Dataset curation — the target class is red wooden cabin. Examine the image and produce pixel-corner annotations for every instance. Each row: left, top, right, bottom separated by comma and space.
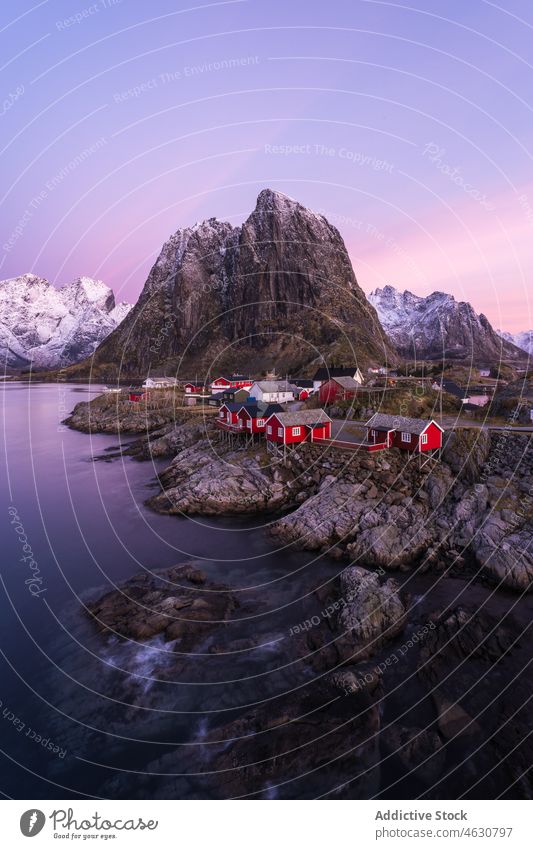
365, 413, 444, 453
238, 403, 284, 434
129, 390, 148, 403
218, 402, 259, 431
265, 410, 332, 445
211, 374, 254, 392
218, 403, 240, 427
319, 376, 360, 404
184, 382, 205, 394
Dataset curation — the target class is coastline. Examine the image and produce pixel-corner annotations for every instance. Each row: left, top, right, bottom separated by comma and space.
54, 386, 533, 798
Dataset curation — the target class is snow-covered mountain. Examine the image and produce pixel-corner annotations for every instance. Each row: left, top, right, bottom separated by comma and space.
497, 329, 533, 357
368, 284, 524, 363
0, 273, 133, 369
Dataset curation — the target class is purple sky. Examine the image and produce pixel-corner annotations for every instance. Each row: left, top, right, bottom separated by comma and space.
1, 0, 532, 331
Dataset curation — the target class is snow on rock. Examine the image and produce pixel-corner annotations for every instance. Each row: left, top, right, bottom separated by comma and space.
497, 329, 533, 356
369, 284, 524, 362
0, 273, 133, 369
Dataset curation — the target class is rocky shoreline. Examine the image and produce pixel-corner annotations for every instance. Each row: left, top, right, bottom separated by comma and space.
85, 559, 532, 799
65, 395, 533, 593
65, 392, 533, 797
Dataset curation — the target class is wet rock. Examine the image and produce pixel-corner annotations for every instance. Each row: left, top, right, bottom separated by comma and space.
333, 567, 408, 663
382, 725, 446, 784
86, 562, 238, 652
432, 691, 480, 739
417, 606, 533, 797
139, 671, 383, 799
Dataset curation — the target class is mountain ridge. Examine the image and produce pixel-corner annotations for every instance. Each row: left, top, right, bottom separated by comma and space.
0, 273, 132, 369
497, 328, 533, 357
369, 284, 525, 363
63, 189, 396, 379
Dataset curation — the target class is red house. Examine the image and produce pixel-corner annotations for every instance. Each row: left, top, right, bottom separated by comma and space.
238, 403, 284, 434
319, 376, 361, 404
217, 402, 260, 430
265, 410, 332, 445
211, 374, 253, 392
218, 403, 241, 428
129, 390, 148, 403
290, 379, 315, 401
365, 413, 444, 453
184, 381, 206, 394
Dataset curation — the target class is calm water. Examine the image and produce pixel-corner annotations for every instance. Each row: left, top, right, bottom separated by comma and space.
0, 381, 343, 799
2, 382, 531, 800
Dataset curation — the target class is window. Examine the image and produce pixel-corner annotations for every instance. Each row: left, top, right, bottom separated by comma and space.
421, 433, 428, 445
292, 427, 301, 436
401, 432, 411, 443
256, 419, 264, 427
267, 425, 272, 435
278, 427, 283, 437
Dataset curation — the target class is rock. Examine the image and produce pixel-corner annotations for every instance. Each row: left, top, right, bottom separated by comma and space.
149, 441, 310, 516
333, 566, 407, 663
383, 725, 446, 784
442, 429, 491, 482
432, 691, 480, 739
139, 669, 383, 799
326, 664, 383, 696
65, 189, 394, 379
473, 518, 533, 591
64, 391, 187, 434
86, 562, 238, 651
416, 606, 533, 795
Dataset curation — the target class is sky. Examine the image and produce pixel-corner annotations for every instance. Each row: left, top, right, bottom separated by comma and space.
1, 0, 532, 331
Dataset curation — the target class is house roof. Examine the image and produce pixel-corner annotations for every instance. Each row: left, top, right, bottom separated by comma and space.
290, 378, 314, 388
366, 413, 444, 435
211, 386, 249, 397
440, 379, 469, 399
239, 402, 284, 418
313, 366, 360, 381
212, 374, 251, 382
331, 376, 361, 390
252, 380, 298, 393
147, 375, 177, 382
222, 401, 258, 413
268, 409, 332, 427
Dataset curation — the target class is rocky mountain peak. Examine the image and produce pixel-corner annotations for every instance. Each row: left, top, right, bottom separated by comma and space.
0, 273, 132, 369
369, 284, 524, 362
497, 328, 533, 356
69, 190, 395, 378
61, 276, 115, 312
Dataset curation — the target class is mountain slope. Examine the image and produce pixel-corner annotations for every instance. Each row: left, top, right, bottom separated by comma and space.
497, 329, 533, 357
369, 284, 525, 363
0, 273, 132, 369
66, 189, 395, 379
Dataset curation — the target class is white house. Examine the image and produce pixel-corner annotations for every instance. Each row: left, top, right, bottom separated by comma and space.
142, 376, 178, 389
249, 380, 298, 403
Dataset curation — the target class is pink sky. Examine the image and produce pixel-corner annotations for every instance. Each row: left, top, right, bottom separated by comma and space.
1, 0, 533, 333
